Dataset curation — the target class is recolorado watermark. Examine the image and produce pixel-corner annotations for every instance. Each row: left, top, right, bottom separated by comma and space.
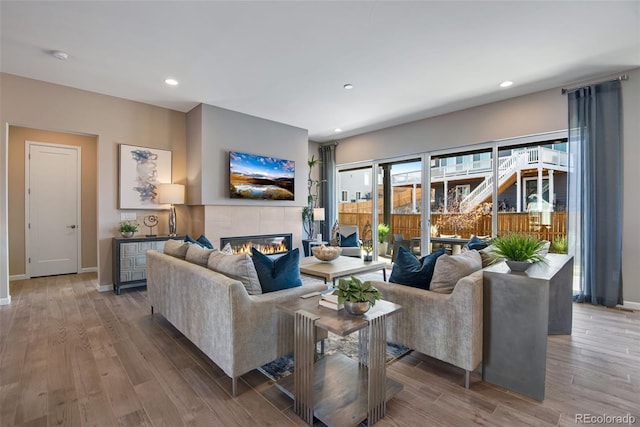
575, 413, 637, 424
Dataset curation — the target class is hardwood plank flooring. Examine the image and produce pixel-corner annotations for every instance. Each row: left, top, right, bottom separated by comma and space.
1, 272, 639, 426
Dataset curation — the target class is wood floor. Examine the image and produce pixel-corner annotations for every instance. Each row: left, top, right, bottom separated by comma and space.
1, 272, 639, 427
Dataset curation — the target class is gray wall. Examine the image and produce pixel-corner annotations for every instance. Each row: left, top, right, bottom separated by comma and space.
334, 68, 640, 306
187, 103, 308, 207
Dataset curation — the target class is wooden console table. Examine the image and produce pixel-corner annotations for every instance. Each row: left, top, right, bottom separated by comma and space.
277, 297, 403, 426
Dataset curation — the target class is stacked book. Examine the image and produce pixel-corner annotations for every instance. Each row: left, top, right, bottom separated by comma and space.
318, 289, 343, 311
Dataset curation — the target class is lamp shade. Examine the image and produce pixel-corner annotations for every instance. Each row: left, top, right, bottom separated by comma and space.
158, 183, 185, 205
313, 207, 325, 221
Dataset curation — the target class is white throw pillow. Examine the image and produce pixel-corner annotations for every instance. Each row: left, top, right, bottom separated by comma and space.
430, 250, 482, 292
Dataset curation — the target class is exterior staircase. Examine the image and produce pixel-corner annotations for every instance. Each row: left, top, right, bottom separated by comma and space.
459, 151, 528, 212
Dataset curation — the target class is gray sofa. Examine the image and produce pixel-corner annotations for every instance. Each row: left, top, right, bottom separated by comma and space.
370, 269, 483, 388
146, 250, 327, 396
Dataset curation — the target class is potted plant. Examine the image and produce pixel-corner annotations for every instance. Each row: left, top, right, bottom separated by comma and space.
332, 276, 382, 315
549, 235, 567, 254
361, 222, 373, 261
489, 233, 547, 272
302, 155, 324, 241
378, 223, 390, 256
118, 221, 139, 238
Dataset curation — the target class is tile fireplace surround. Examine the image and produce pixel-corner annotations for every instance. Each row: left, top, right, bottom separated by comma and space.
197, 205, 304, 254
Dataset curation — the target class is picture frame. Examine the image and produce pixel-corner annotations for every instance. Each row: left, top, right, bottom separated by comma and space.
118, 144, 172, 209
229, 151, 295, 200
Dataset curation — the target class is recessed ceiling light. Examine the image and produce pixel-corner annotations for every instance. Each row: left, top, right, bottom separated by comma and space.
51, 50, 68, 60
165, 78, 179, 86
500, 81, 513, 88
343, 83, 353, 90
334, 128, 343, 133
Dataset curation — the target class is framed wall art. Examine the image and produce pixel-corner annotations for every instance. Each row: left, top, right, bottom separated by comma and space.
119, 144, 172, 209
229, 151, 295, 200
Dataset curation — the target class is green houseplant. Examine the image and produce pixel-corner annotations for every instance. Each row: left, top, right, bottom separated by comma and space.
118, 221, 139, 238
549, 236, 568, 254
302, 155, 324, 240
378, 223, 390, 256
489, 233, 547, 272
332, 276, 382, 315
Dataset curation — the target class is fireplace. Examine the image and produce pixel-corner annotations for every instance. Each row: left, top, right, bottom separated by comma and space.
220, 233, 293, 256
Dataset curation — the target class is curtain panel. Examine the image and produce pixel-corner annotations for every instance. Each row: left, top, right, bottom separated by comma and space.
567, 80, 623, 306
319, 143, 337, 240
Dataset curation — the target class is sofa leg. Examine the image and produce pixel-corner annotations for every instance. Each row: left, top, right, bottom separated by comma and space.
232, 377, 238, 397
465, 370, 470, 389
151, 305, 154, 315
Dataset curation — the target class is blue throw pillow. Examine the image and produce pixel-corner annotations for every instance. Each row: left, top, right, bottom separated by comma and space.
196, 234, 214, 249
340, 232, 358, 247
389, 246, 446, 289
466, 235, 489, 251
185, 234, 200, 246
251, 248, 302, 293
185, 234, 214, 249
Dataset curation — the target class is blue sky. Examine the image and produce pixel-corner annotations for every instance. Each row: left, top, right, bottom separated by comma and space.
230, 151, 295, 179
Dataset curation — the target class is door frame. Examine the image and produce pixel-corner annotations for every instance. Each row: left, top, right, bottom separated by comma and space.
24, 141, 82, 279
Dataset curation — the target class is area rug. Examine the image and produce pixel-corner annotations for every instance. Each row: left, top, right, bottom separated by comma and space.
259, 332, 410, 381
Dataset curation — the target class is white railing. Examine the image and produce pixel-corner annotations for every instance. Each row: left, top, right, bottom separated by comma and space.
389, 146, 568, 200
459, 151, 527, 212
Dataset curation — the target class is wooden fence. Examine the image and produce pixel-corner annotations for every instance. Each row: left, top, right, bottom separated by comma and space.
337, 211, 567, 242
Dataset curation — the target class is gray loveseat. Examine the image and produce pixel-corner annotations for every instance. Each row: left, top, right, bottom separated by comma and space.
146, 250, 327, 396
370, 269, 483, 388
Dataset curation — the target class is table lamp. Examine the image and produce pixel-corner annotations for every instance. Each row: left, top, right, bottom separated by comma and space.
158, 183, 185, 236
313, 207, 325, 241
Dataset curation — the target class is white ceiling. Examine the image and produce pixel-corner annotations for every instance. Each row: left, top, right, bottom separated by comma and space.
2, 1, 639, 142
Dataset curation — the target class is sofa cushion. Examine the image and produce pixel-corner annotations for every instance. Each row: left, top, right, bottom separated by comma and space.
163, 239, 190, 259
185, 244, 215, 266
389, 246, 446, 289
251, 248, 302, 293
207, 251, 262, 295
430, 250, 482, 292
340, 232, 358, 247
186, 234, 214, 249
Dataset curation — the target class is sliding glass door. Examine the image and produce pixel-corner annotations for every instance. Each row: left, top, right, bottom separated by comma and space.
378, 159, 423, 259
429, 149, 493, 253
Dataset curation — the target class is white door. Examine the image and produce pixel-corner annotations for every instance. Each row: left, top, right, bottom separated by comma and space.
26, 142, 80, 278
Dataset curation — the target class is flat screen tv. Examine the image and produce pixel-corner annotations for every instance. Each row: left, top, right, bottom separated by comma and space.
229, 151, 295, 200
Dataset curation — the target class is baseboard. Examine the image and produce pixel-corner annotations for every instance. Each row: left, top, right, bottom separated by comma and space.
80, 267, 97, 274
0, 296, 11, 305
98, 284, 112, 293
619, 301, 640, 311
9, 274, 26, 281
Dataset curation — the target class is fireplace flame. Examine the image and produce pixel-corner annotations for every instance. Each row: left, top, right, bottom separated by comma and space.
232, 241, 288, 255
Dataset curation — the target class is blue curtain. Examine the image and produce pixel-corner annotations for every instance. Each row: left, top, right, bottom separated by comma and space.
319, 143, 337, 240
567, 80, 623, 306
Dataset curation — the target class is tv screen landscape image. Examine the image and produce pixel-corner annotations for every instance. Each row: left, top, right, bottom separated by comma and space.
229, 151, 295, 200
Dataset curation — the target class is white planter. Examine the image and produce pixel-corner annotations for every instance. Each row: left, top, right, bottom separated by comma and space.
378, 242, 388, 256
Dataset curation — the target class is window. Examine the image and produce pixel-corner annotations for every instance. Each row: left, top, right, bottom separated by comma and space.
341, 191, 348, 202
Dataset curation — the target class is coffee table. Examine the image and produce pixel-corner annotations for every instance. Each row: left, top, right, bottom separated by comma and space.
276, 296, 403, 426
300, 256, 388, 286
